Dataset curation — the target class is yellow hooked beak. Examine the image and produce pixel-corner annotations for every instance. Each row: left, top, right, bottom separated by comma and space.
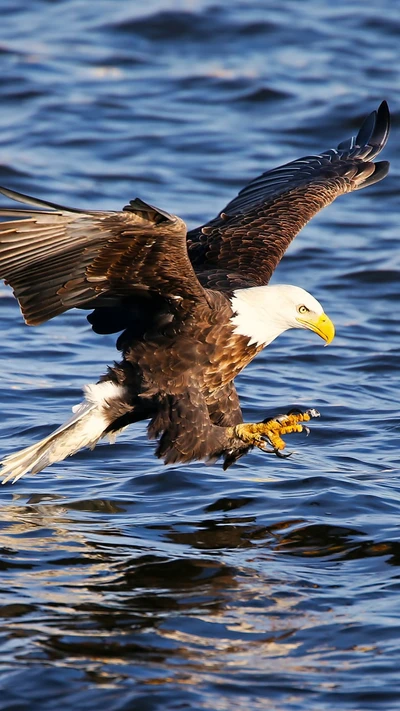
297, 312, 335, 345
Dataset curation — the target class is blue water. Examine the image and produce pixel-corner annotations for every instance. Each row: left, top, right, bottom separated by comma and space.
0, 2, 399, 709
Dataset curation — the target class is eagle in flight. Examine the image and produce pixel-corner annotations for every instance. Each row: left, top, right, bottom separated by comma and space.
0, 102, 390, 483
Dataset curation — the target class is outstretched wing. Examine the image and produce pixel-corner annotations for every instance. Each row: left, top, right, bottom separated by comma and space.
187, 101, 390, 291
0, 189, 207, 325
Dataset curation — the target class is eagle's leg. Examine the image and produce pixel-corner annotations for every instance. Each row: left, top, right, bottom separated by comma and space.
230, 408, 320, 455
153, 390, 320, 469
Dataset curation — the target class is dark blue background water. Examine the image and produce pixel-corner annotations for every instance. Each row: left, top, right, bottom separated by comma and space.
0, 2, 399, 709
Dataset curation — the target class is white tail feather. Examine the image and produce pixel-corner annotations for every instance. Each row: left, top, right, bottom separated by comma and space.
1, 381, 126, 484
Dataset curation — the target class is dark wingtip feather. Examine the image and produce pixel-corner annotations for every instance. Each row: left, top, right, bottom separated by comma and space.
354, 100, 390, 158
123, 197, 175, 224
355, 160, 390, 190
355, 109, 377, 148
0, 185, 86, 214
374, 100, 391, 149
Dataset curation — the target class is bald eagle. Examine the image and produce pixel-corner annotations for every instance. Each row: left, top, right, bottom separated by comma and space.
0, 102, 390, 483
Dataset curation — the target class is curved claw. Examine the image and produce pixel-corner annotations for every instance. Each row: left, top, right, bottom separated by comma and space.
286, 407, 303, 416
274, 414, 290, 425
275, 449, 293, 459
259, 437, 293, 458
286, 407, 320, 419
305, 408, 320, 419
258, 440, 278, 454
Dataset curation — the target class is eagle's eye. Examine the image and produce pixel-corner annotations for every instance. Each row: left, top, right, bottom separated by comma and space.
297, 304, 310, 314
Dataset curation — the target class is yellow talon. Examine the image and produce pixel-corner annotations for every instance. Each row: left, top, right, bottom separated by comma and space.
230, 408, 320, 456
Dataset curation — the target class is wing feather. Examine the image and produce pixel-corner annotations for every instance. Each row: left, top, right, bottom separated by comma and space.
0, 189, 207, 325
188, 101, 390, 290
0, 102, 390, 323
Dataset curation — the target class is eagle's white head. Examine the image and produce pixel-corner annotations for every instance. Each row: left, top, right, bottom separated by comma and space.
230, 284, 335, 348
